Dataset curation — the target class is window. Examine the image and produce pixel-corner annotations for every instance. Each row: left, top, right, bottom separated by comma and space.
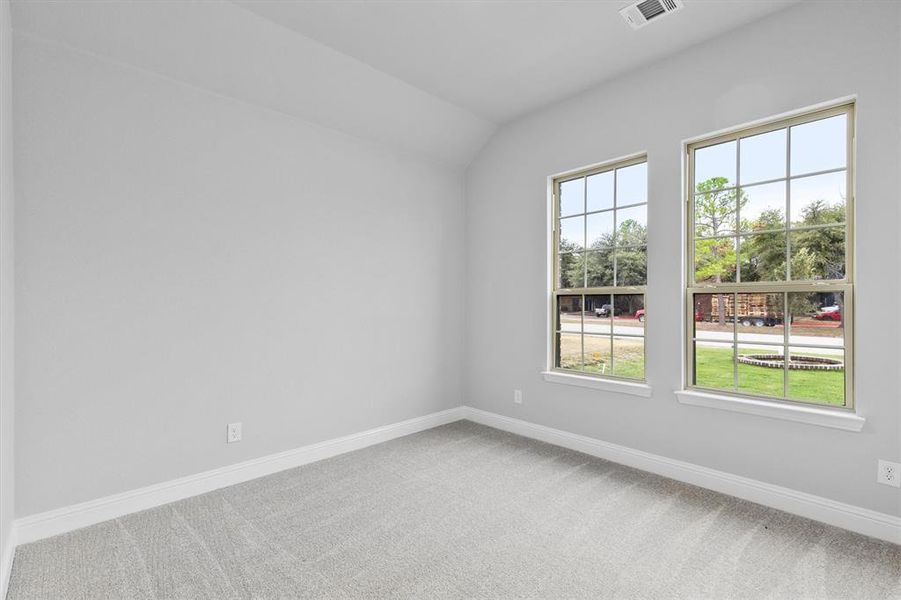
686, 104, 853, 408
552, 156, 647, 381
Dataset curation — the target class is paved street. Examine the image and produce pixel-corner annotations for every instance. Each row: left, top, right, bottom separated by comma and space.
560, 317, 843, 355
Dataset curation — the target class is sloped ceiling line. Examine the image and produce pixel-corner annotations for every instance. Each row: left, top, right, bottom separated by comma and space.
10, 0, 496, 168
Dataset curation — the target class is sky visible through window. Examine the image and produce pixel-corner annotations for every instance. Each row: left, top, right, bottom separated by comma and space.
694, 114, 846, 205
689, 110, 851, 407
554, 159, 647, 380
693, 113, 848, 284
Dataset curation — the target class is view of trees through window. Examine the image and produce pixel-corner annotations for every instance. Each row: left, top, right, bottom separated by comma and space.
688, 107, 852, 407
558, 162, 647, 289
553, 159, 647, 381
549, 106, 852, 407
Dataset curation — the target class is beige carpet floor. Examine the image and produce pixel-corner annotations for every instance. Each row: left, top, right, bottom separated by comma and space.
7, 420, 901, 599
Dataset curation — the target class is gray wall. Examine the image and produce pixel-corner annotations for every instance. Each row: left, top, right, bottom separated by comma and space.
9, 0, 901, 525
897, 1, 901, 523
13, 33, 466, 516
465, 1, 901, 516
0, 0, 15, 574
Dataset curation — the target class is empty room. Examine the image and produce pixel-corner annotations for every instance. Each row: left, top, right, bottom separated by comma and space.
0, 0, 899, 598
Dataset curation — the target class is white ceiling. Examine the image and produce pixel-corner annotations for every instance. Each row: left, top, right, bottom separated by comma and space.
11, 0, 798, 166
11, 0, 495, 167
233, 0, 798, 124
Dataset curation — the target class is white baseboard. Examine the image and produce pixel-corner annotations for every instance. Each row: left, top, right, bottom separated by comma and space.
1, 526, 17, 600
461, 407, 901, 545
10, 404, 900, 554
14, 407, 466, 546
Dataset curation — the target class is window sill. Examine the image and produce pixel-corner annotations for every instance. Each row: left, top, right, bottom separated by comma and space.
541, 371, 653, 397
674, 390, 865, 432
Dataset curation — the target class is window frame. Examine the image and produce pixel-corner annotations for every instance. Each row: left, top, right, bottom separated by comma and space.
684, 102, 855, 410
550, 154, 648, 383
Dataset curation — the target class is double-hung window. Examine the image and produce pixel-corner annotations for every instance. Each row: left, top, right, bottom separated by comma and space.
552, 156, 648, 381
686, 103, 854, 408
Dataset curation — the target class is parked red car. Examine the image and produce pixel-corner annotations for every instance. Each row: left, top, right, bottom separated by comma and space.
635, 309, 646, 323
814, 306, 842, 321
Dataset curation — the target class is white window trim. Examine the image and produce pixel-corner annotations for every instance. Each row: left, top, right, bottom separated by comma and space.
547, 153, 649, 386
542, 371, 653, 397
683, 101, 856, 412
675, 389, 864, 432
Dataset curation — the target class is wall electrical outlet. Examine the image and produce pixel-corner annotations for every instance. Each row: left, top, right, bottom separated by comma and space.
877, 460, 901, 488
513, 389, 523, 404
227, 422, 242, 444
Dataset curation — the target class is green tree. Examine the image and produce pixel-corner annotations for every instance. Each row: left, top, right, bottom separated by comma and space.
745, 199, 844, 282
694, 178, 746, 285
585, 248, 613, 287
793, 200, 845, 280
694, 177, 743, 238
741, 197, 845, 321
611, 218, 646, 286
742, 209, 785, 282
561, 217, 648, 289
559, 240, 584, 288
616, 219, 646, 247
694, 177, 746, 324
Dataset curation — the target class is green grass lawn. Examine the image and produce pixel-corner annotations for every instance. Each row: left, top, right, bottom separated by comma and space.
559, 339, 841, 404
582, 353, 645, 380
612, 338, 644, 380
559, 335, 645, 380
695, 346, 844, 406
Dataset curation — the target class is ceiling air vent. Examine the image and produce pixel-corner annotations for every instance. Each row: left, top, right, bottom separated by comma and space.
620, 0, 684, 30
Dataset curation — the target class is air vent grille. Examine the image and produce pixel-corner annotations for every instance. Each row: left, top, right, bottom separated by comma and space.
620, 0, 684, 30
637, 0, 665, 20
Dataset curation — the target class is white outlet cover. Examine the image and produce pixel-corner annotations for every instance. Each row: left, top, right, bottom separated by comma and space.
227, 422, 243, 444
513, 390, 523, 404
877, 459, 901, 488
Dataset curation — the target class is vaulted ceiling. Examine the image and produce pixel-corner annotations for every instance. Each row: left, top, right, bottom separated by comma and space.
12, 0, 797, 166
234, 0, 797, 123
